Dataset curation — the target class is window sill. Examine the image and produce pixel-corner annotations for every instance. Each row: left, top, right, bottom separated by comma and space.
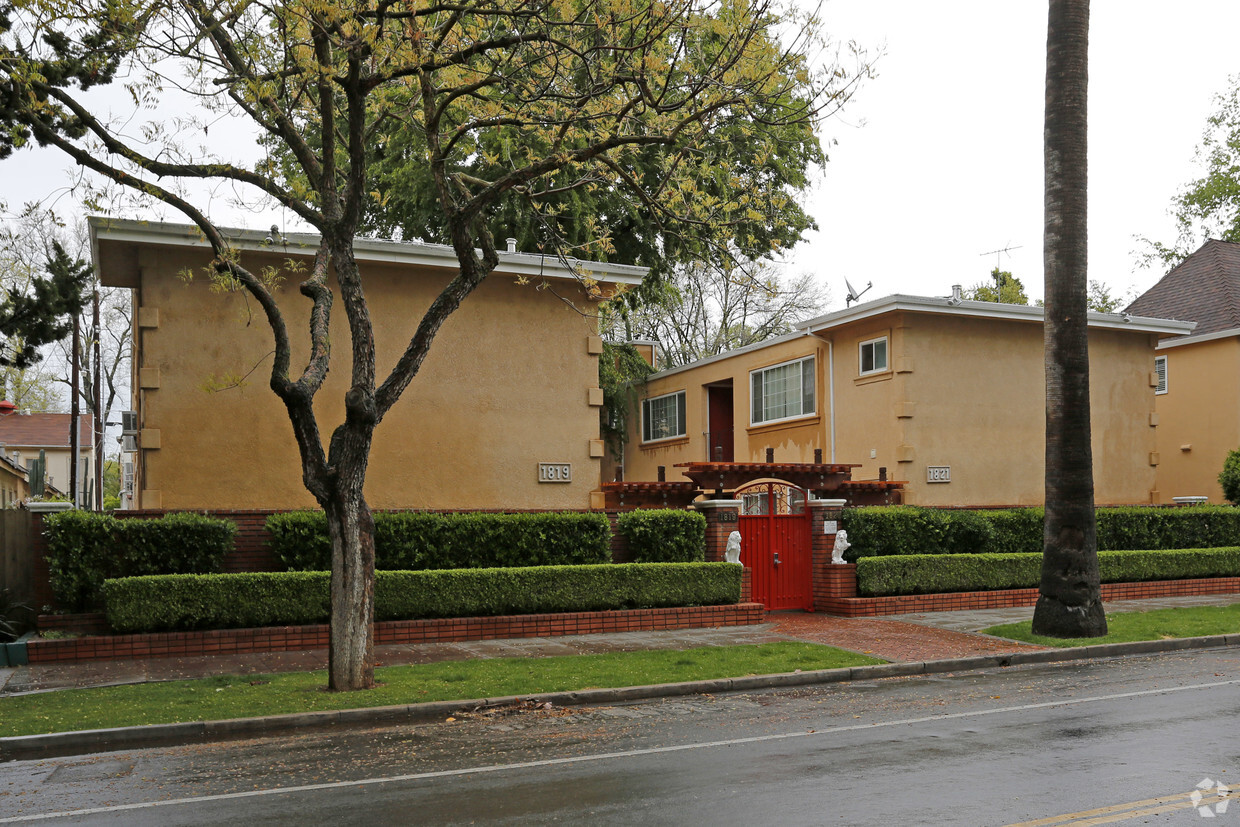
641, 436, 690, 450
747, 415, 821, 437
855, 370, 893, 386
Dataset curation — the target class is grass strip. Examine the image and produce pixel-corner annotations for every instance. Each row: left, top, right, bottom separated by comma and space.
984, 602, 1240, 648
0, 642, 882, 737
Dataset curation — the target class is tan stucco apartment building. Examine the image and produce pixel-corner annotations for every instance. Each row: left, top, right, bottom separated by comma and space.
91, 218, 644, 511
623, 294, 1193, 507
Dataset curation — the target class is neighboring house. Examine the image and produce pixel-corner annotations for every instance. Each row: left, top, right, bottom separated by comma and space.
0, 402, 94, 503
91, 218, 644, 511
0, 451, 29, 508
622, 292, 1193, 507
1126, 239, 1240, 503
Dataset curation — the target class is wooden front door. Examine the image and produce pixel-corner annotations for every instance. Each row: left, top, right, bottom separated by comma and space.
737, 481, 812, 611
707, 385, 734, 462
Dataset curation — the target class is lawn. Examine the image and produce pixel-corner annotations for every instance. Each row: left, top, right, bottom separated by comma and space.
0, 642, 883, 737
984, 602, 1240, 647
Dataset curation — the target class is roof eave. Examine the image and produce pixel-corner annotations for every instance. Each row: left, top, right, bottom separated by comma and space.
88, 217, 648, 285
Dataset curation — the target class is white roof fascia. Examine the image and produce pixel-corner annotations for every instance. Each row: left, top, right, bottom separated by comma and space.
643, 329, 816, 381
88, 217, 647, 285
644, 294, 1197, 382
797, 293, 1195, 337
1156, 326, 1240, 350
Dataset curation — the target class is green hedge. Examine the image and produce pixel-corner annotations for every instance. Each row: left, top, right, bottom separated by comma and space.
267, 511, 612, 571
101, 563, 743, 633
44, 511, 236, 612
841, 505, 1240, 560
616, 510, 706, 563
856, 547, 1240, 596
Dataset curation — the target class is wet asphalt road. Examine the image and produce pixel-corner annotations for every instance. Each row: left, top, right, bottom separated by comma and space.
1, 647, 1238, 825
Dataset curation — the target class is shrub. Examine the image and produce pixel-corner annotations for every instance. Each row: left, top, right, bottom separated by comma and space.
102, 563, 742, 633
616, 509, 706, 563
1221, 449, 1240, 505
856, 547, 1240, 596
267, 511, 612, 571
841, 505, 1240, 559
44, 511, 236, 612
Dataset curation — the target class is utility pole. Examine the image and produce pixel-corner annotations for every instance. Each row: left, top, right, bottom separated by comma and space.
70, 314, 80, 507
93, 289, 102, 510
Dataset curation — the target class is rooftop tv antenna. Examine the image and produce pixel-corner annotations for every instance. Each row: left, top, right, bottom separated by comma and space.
980, 243, 1023, 270
844, 277, 873, 307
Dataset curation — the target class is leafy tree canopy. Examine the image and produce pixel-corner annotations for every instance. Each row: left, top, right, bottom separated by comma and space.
964, 268, 1030, 304
0, 238, 89, 369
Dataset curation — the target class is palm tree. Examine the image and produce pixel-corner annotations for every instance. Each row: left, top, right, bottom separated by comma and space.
1032, 0, 1107, 637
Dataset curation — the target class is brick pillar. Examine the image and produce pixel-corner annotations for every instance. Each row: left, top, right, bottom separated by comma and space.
693, 499, 748, 601
808, 498, 856, 611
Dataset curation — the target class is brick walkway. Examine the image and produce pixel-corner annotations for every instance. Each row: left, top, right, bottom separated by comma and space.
767, 612, 1046, 661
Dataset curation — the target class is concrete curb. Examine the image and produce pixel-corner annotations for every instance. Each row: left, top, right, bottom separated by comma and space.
3, 633, 1238, 762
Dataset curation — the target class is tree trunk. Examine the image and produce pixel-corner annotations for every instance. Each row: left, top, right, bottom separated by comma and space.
1033, 0, 1106, 638
325, 487, 376, 690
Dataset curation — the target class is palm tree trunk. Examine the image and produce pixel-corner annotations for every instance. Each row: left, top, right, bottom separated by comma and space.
1033, 0, 1106, 638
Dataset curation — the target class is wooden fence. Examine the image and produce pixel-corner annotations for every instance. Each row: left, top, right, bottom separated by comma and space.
0, 510, 34, 604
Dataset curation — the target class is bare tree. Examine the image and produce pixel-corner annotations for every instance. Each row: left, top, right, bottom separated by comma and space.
608, 258, 827, 369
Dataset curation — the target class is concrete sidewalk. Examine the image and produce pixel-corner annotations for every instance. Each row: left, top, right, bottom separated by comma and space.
4, 593, 1237, 695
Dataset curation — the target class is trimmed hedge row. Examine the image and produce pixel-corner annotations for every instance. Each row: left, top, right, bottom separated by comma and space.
840, 506, 1240, 560
856, 547, 1240, 596
616, 510, 706, 563
101, 563, 743, 633
266, 511, 613, 571
44, 511, 236, 612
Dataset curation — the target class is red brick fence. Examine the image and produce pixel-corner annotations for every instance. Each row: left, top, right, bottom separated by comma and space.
26, 603, 767, 665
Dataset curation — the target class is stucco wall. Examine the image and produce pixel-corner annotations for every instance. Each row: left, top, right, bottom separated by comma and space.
113, 242, 604, 510
624, 310, 1162, 506
1152, 337, 1240, 503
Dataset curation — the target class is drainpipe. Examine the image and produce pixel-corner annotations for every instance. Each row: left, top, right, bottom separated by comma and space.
827, 339, 836, 463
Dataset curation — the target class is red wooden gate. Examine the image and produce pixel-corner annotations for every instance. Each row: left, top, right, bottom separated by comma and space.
737, 480, 813, 611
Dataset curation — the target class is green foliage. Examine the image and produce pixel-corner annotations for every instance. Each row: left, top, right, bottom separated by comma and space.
0, 588, 31, 642
44, 511, 236, 612
600, 342, 654, 460
0, 241, 91, 369
102, 564, 742, 633
856, 547, 1240, 596
266, 511, 612, 572
1220, 449, 1240, 505
616, 510, 706, 563
841, 505, 1240, 559
964, 268, 1030, 304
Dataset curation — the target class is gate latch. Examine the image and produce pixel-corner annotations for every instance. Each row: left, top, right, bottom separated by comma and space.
774, 552, 781, 566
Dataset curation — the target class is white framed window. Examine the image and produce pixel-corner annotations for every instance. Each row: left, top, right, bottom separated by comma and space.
859, 336, 889, 376
750, 356, 816, 425
642, 390, 686, 442
1154, 355, 1167, 395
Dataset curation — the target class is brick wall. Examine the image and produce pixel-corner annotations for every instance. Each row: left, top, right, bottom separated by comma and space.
818, 576, 1240, 617
25, 603, 767, 664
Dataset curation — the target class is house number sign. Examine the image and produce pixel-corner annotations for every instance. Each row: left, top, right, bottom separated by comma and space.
538, 463, 572, 483
926, 466, 951, 483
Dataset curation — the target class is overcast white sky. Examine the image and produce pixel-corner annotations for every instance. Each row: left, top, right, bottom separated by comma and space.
3, 1, 1239, 312
786, 0, 1240, 308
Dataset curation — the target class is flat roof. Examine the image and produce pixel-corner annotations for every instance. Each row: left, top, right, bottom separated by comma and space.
88, 217, 648, 286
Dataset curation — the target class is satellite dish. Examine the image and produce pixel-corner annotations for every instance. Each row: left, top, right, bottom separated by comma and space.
844, 278, 873, 307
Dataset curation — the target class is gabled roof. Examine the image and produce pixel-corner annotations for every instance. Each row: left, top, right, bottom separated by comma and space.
1125, 239, 1240, 337
0, 413, 94, 450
